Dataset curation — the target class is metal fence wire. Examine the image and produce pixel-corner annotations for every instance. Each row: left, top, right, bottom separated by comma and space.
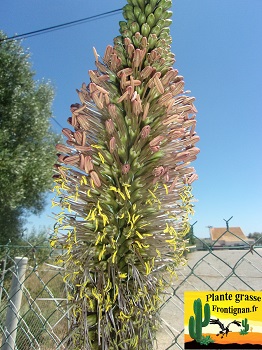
0, 218, 261, 350
0, 243, 70, 350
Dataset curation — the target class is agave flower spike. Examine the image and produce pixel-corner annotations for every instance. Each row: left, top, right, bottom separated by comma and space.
52, 0, 200, 349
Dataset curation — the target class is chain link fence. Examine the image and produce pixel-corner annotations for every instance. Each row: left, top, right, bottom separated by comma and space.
0, 218, 261, 349
156, 218, 262, 349
0, 242, 69, 350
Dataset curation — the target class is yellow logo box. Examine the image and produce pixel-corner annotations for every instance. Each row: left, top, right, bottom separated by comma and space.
184, 291, 262, 348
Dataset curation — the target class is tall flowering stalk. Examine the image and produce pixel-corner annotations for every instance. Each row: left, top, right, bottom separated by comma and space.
52, 0, 199, 349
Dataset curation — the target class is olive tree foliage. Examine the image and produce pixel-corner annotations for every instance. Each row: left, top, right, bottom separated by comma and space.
248, 232, 262, 243
0, 31, 59, 244
0, 207, 24, 245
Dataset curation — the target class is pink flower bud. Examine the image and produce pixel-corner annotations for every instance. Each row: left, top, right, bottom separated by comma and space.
109, 137, 116, 153
105, 119, 115, 134
122, 164, 130, 174
90, 171, 101, 188
141, 125, 151, 138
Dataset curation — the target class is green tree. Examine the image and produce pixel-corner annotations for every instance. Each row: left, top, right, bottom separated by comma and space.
0, 207, 24, 245
0, 31, 59, 244
52, 0, 199, 348
248, 232, 262, 243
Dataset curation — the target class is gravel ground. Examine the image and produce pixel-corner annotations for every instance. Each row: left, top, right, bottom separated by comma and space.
155, 248, 262, 350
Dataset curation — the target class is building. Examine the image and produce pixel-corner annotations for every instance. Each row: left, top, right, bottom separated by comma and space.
209, 227, 252, 248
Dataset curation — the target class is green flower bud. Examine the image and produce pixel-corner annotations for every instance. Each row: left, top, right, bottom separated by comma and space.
155, 38, 171, 49
158, 0, 172, 11
147, 13, 156, 28
122, 29, 133, 39
132, 35, 141, 48
127, 19, 135, 27
125, 11, 136, 21
123, 4, 134, 13
130, 21, 140, 34
150, 24, 161, 36
154, 7, 163, 21
119, 21, 128, 32
150, 0, 158, 8
131, 0, 139, 6
137, 0, 145, 11
118, 147, 127, 160
157, 19, 165, 29
141, 23, 151, 37
133, 6, 141, 20
148, 33, 158, 49
129, 148, 141, 160
114, 35, 123, 46
164, 19, 172, 27
161, 28, 171, 35
159, 29, 172, 42
138, 13, 146, 26
145, 3, 153, 17
162, 10, 173, 19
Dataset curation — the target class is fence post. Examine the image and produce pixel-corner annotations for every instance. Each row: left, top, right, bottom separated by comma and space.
0, 257, 7, 307
2, 257, 28, 350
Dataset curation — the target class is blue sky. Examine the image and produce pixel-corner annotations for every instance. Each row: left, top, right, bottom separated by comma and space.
1, 0, 261, 237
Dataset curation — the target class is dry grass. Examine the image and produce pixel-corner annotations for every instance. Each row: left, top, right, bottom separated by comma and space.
16, 265, 68, 350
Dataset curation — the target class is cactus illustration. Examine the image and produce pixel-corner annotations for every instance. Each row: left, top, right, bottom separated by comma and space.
240, 318, 249, 335
188, 298, 211, 342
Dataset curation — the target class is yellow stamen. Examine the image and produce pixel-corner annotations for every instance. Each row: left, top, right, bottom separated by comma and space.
104, 279, 112, 292
123, 183, 131, 199
163, 223, 169, 233
134, 240, 142, 249
98, 152, 105, 164
148, 189, 157, 199
112, 251, 117, 263
127, 211, 134, 229
109, 186, 126, 200
101, 213, 109, 227
156, 249, 161, 258
81, 175, 88, 185
98, 244, 106, 261
119, 311, 131, 319
144, 261, 151, 275
135, 230, 143, 239
132, 214, 140, 224
163, 183, 169, 195
91, 144, 102, 149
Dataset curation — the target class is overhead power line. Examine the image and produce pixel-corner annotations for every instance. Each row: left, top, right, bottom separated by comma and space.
51, 116, 64, 130
1, 8, 122, 42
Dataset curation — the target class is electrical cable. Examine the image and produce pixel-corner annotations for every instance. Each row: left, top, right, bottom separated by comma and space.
1, 8, 123, 130
51, 116, 64, 130
0, 8, 122, 42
